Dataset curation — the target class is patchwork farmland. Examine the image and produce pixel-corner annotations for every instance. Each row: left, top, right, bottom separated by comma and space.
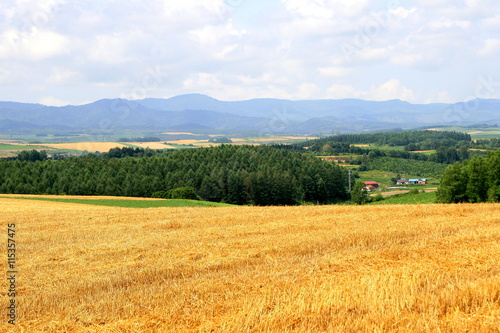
0, 135, 318, 156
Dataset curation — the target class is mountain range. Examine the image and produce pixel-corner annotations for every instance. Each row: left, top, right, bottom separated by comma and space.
0, 94, 499, 135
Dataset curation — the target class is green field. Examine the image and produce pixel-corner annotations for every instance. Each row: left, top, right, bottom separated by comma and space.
357, 173, 396, 188
0, 197, 234, 208
352, 143, 405, 151
0, 143, 50, 150
429, 126, 500, 139
471, 131, 500, 139
369, 191, 437, 205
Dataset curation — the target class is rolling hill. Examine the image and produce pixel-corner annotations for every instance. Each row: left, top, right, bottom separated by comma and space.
0, 95, 499, 135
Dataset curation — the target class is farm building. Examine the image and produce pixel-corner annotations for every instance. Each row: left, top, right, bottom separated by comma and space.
363, 181, 380, 191
397, 179, 410, 185
408, 178, 427, 184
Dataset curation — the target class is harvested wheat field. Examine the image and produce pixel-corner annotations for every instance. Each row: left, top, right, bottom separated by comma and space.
128, 142, 175, 149
42, 142, 128, 152
1, 198, 500, 332
167, 139, 208, 145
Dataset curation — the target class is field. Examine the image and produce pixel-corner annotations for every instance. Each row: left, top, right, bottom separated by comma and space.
370, 191, 438, 205
1, 198, 499, 332
0, 195, 233, 208
428, 127, 500, 140
0, 135, 320, 156
0, 143, 54, 158
127, 142, 175, 150
42, 142, 130, 153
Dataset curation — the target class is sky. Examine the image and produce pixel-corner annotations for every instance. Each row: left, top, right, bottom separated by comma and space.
0, 0, 499, 106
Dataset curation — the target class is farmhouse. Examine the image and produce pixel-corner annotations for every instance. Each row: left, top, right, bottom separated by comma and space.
408, 178, 427, 185
363, 181, 380, 191
396, 179, 410, 185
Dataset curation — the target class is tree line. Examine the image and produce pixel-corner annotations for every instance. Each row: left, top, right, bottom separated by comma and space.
299, 130, 471, 148
0, 145, 349, 205
437, 149, 500, 203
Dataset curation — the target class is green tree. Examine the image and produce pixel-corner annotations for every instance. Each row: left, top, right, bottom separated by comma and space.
351, 181, 370, 205
198, 175, 222, 202
486, 150, 500, 202
465, 157, 487, 203
167, 187, 199, 200
436, 162, 468, 203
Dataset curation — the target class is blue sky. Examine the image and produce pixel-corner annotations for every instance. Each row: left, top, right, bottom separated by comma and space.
1, 0, 499, 105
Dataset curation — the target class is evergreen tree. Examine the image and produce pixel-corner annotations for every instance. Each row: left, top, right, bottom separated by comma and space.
465, 157, 488, 203
436, 162, 468, 203
486, 150, 500, 202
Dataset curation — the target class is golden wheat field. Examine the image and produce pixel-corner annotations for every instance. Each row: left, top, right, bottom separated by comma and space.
128, 142, 176, 150
1, 198, 499, 332
42, 142, 129, 152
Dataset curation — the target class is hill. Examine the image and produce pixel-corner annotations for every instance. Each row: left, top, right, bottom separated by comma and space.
1, 95, 499, 135
3, 199, 499, 332
0, 145, 349, 205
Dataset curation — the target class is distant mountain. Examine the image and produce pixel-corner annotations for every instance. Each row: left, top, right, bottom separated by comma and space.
0, 95, 498, 135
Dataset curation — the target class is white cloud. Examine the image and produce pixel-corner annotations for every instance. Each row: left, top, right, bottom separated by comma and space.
390, 54, 424, 67
478, 39, 500, 57
483, 14, 500, 30
0, 0, 499, 104
282, 0, 335, 19
370, 79, 416, 102
388, 6, 417, 19
428, 19, 471, 29
327, 84, 361, 99
0, 29, 67, 60
318, 67, 351, 77
356, 47, 387, 61
327, 79, 415, 102
415, 0, 456, 6
86, 33, 137, 64
327, 0, 370, 17
39, 96, 70, 106
296, 83, 320, 99
47, 69, 79, 84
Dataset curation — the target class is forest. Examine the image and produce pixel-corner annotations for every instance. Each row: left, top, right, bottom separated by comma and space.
298, 130, 472, 149
437, 149, 500, 203
0, 145, 349, 205
271, 130, 483, 177
283, 131, 475, 166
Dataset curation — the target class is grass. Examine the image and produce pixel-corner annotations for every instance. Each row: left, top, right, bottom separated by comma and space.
358, 170, 397, 183
472, 131, 500, 139
350, 144, 407, 151
370, 191, 437, 205
0, 196, 233, 208
0, 143, 49, 150
1, 199, 499, 332
409, 149, 437, 155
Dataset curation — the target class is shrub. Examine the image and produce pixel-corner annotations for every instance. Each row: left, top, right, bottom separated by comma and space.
152, 190, 169, 199
409, 188, 420, 195
167, 187, 199, 200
